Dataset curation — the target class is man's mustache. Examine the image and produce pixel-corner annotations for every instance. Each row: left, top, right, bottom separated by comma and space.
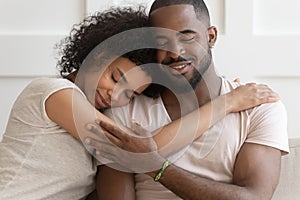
163, 56, 188, 65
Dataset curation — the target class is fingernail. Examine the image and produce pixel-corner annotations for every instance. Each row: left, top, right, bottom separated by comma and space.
85, 138, 91, 145
86, 124, 93, 130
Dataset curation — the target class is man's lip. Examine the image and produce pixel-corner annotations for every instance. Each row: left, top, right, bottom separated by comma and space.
166, 61, 192, 74
168, 61, 192, 68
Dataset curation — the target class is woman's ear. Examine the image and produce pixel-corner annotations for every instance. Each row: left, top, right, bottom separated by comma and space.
207, 26, 218, 48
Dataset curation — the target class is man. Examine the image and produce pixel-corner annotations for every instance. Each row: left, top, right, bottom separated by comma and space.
87, 1, 289, 199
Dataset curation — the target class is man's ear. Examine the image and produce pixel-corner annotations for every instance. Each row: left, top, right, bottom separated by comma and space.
207, 26, 218, 48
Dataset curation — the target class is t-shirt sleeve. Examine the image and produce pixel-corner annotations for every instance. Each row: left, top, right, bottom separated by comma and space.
11, 77, 85, 128
246, 101, 289, 154
36, 78, 86, 123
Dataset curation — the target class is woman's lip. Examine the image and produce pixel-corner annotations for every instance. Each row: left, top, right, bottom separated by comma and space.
96, 91, 109, 108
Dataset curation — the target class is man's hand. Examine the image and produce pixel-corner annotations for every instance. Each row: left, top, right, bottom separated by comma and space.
84, 120, 165, 173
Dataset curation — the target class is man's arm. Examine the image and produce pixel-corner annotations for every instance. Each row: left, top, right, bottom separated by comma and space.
146, 143, 281, 200
96, 165, 135, 200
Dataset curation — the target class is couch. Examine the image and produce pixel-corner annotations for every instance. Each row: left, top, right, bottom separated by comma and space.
272, 137, 300, 199
87, 138, 300, 199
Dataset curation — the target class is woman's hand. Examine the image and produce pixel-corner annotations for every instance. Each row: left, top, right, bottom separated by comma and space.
84, 121, 164, 173
86, 120, 157, 153
226, 83, 280, 113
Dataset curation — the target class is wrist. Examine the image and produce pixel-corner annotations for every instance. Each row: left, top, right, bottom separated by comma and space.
146, 170, 158, 178
219, 94, 234, 114
154, 160, 171, 181
145, 159, 171, 180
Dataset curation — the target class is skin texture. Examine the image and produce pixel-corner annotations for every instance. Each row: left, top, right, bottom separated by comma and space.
92, 4, 284, 200
44, 8, 281, 199
97, 166, 135, 200
80, 57, 150, 110
146, 4, 282, 200
46, 57, 150, 139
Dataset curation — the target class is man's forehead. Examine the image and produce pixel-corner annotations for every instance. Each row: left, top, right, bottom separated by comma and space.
150, 4, 196, 23
149, 4, 195, 18
149, 4, 200, 30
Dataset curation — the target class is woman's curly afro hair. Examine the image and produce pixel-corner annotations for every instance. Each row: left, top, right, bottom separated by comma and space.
56, 6, 157, 78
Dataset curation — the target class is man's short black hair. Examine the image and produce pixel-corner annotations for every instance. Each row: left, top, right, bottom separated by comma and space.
149, 0, 211, 26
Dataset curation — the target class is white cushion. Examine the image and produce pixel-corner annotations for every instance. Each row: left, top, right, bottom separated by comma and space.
272, 137, 300, 200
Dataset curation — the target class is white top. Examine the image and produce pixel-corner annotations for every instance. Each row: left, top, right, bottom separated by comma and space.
0, 77, 96, 200
106, 78, 289, 200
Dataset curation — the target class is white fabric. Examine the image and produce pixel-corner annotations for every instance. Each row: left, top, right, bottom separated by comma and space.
272, 137, 300, 200
106, 78, 289, 200
0, 77, 96, 200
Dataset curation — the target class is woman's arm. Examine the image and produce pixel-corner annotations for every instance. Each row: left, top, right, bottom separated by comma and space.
86, 83, 280, 200
87, 83, 279, 159
46, 88, 134, 200
154, 83, 279, 155
45, 88, 113, 140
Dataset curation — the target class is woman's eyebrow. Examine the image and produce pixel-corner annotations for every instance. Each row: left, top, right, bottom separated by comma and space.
116, 67, 128, 83
116, 67, 142, 96
134, 91, 141, 95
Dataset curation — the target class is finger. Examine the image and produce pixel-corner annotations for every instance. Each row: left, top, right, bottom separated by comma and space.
84, 137, 108, 150
84, 138, 121, 161
253, 86, 279, 98
233, 78, 240, 83
101, 129, 123, 146
92, 142, 124, 163
259, 91, 280, 102
94, 147, 116, 161
86, 123, 104, 136
84, 133, 121, 152
93, 149, 119, 165
99, 120, 128, 139
131, 121, 152, 137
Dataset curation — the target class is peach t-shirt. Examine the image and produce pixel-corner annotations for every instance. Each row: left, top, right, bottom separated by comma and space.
106, 78, 289, 200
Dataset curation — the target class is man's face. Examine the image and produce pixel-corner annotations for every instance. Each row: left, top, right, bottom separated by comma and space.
150, 4, 214, 91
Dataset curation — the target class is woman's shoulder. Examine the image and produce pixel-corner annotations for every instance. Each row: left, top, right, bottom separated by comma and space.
28, 77, 74, 88
23, 77, 76, 94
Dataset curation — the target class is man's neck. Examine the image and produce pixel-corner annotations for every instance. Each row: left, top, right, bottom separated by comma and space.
161, 66, 222, 121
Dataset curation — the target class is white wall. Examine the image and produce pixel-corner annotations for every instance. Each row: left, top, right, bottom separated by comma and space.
0, 0, 85, 140
1, 0, 299, 138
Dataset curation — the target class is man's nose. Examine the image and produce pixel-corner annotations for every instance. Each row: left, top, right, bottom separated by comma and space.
167, 42, 185, 60
167, 51, 181, 60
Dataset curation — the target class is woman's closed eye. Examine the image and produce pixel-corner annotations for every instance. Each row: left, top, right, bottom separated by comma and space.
111, 74, 118, 83
156, 37, 169, 47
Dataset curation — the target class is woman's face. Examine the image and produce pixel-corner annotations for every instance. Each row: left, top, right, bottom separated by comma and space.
84, 57, 151, 109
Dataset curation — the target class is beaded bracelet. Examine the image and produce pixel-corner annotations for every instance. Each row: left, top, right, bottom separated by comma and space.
154, 160, 171, 182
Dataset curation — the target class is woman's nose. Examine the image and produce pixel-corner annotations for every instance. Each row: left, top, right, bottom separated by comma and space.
108, 87, 122, 101
107, 89, 113, 98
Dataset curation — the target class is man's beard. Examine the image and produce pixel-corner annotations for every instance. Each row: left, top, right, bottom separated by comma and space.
162, 49, 212, 94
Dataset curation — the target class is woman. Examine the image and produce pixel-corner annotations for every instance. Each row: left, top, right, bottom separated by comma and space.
0, 7, 155, 200
0, 7, 279, 200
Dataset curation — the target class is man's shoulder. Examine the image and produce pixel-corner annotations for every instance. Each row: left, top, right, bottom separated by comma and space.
251, 100, 286, 118
220, 78, 241, 94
